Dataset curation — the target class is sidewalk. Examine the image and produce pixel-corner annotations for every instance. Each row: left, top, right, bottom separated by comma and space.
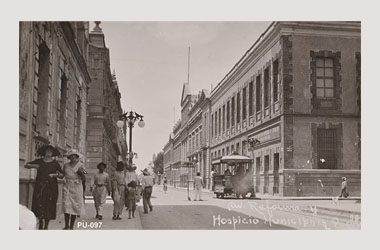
170, 186, 361, 201
49, 200, 143, 230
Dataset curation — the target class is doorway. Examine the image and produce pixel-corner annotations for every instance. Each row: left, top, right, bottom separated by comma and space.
255, 157, 260, 193
273, 153, 279, 194
264, 155, 269, 193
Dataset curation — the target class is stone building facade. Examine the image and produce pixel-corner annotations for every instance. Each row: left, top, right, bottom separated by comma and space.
163, 84, 211, 188
163, 21, 361, 196
86, 22, 126, 191
19, 22, 91, 207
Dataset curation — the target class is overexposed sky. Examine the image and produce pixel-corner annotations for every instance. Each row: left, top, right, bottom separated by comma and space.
90, 21, 271, 170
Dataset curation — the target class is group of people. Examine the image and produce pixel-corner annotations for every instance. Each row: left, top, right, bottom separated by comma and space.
24, 144, 155, 230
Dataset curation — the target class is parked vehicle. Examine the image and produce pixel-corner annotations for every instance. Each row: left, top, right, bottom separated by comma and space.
213, 153, 255, 199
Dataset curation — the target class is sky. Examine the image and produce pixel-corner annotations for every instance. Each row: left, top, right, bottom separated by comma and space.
89, 21, 272, 171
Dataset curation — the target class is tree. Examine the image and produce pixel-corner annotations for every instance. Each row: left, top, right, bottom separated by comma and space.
152, 151, 164, 175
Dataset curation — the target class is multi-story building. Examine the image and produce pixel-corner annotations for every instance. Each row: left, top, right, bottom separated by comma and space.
163, 134, 174, 185
163, 21, 361, 197
19, 22, 91, 207
163, 83, 211, 188
86, 22, 126, 189
210, 21, 361, 196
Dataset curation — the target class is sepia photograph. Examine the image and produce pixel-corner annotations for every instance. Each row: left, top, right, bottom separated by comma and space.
6, 0, 380, 249
18, 20, 361, 231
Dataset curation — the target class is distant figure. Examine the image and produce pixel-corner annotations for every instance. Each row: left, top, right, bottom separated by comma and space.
224, 169, 231, 176
24, 144, 64, 230
126, 181, 137, 219
163, 176, 168, 193
339, 177, 349, 198
90, 162, 111, 220
141, 168, 154, 213
112, 162, 126, 220
193, 172, 204, 201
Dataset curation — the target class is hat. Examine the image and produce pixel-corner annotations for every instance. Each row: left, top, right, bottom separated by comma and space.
141, 168, 150, 175
116, 161, 125, 171
97, 162, 107, 170
66, 149, 83, 159
37, 144, 60, 157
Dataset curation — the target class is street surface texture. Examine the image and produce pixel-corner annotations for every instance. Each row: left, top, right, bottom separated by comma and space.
49, 186, 360, 230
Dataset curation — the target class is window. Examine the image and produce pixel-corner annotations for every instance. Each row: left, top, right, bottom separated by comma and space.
243, 87, 247, 120
222, 105, 225, 132
211, 114, 214, 138
317, 128, 337, 169
59, 73, 68, 144
316, 57, 334, 98
236, 143, 240, 154
273, 60, 279, 102
256, 75, 261, 111
249, 81, 253, 116
310, 50, 341, 112
218, 108, 221, 135
226, 101, 230, 129
231, 96, 235, 126
237, 92, 241, 123
215, 112, 218, 136
35, 42, 51, 134
264, 68, 270, 107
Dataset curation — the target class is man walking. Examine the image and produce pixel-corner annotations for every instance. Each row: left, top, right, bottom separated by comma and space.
141, 168, 154, 214
194, 172, 204, 201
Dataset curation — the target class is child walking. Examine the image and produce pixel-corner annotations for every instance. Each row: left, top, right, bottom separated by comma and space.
126, 180, 137, 219
90, 162, 111, 220
112, 162, 126, 220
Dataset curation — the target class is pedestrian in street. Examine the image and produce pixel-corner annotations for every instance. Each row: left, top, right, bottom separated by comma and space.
125, 164, 140, 206
62, 149, 86, 230
141, 168, 154, 214
193, 172, 204, 201
90, 162, 111, 220
339, 177, 349, 198
126, 180, 137, 219
24, 144, 64, 230
163, 176, 168, 193
112, 162, 126, 220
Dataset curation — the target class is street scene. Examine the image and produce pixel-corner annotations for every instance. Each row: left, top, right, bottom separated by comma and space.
19, 21, 361, 230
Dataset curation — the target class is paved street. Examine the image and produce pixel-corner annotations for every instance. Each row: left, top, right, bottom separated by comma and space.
49, 185, 360, 230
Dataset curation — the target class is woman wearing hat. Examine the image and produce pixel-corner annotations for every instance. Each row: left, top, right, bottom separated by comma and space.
90, 162, 111, 220
112, 161, 126, 220
62, 149, 86, 229
24, 144, 64, 230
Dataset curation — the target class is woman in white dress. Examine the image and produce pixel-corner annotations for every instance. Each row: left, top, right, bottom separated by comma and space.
62, 149, 86, 230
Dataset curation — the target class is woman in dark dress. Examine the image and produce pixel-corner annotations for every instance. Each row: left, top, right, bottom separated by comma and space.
25, 144, 64, 230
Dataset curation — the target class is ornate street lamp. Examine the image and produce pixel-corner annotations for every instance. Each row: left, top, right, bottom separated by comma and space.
117, 111, 145, 167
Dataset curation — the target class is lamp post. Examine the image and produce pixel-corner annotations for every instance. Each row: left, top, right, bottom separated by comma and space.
117, 110, 145, 167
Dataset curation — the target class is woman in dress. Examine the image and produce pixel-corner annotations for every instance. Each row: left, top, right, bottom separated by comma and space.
112, 161, 126, 220
62, 149, 86, 230
24, 144, 64, 230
